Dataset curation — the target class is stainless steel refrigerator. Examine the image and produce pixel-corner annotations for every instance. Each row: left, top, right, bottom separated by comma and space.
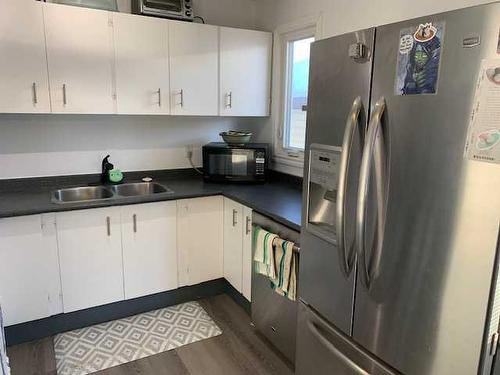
297, 3, 500, 375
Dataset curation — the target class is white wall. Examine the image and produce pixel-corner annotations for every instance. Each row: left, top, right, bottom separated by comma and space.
0, 115, 240, 179
255, 0, 495, 38
250, 0, 496, 176
0, 0, 259, 179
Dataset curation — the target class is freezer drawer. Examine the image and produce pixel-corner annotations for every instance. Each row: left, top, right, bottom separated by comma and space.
296, 301, 400, 375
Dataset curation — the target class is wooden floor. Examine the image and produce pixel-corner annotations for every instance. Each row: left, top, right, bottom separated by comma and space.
7, 294, 294, 375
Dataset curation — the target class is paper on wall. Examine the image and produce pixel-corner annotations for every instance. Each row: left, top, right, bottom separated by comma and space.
464, 59, 500, 164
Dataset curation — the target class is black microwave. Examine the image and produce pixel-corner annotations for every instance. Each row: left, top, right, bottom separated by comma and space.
203, 143, 268, 183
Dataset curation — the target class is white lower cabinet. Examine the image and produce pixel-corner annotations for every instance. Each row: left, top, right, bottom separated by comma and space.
3, 196, 254, 324
223, 198, 244, 292
177, 196, 224, 286
223, 198, 253, 301
242, 206, 253, 301
56, 207, 124, 313
0, 214, 62, 326
121, 202, 178, 299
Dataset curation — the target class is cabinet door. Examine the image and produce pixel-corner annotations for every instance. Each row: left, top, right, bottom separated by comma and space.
220, 27, 272, 116
121, 202, 178, 299
0, 0, 50, 113
43, 3, 115, 113
0, 214, 62, 326
113, 13, 170, 115
169, 21, 218, 116
177, 196, 223, 286
223, 198, 243, 292
56, 207, 124, 313
242, 206, 253, 301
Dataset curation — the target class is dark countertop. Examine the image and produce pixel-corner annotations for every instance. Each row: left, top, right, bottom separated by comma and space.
0, 170, 302, 231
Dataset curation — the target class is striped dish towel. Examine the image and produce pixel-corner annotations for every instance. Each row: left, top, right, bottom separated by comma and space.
271, 238, 298, 301
253, 226, 279, 279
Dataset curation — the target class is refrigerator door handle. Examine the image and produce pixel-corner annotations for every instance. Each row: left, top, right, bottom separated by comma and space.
356, 97, 388, 289
336, 96, 363, 278
307, 319, 369, 374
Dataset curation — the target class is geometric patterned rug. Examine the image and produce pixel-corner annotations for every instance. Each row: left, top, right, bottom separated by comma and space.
53, 301, 222, 375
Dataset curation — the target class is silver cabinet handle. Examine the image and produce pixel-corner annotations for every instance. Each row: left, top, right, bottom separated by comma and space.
232, 209, 238, 227
157, 88, 161, 107
106, 216, 111, 236
62, 84, 67, 106
336, 96, 363, 278
245, 216, 251, 235
32, 82, 38, 104
176, 89, 184, 107
133, 214, 137, 233
226, 91, 232, 108
356, 97, 388, 289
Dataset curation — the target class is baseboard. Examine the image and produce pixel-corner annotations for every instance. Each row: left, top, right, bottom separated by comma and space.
5, 278, 227, 346
225, 282, 251, 315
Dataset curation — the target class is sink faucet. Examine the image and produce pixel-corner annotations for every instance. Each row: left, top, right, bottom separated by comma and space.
101, 155, 114, 184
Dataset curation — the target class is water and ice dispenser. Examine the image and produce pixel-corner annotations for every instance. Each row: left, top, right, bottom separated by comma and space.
306, 144, 342, 243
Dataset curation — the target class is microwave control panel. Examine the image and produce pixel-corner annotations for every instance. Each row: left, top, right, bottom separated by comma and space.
255, 151, 266, 175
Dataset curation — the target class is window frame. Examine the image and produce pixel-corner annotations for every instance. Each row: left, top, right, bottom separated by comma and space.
281, 32, 315, 152
272, 15, 322, 174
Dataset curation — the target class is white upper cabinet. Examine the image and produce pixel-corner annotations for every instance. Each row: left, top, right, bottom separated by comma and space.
169, 21, 219, 116
219, 27, 272, 117
1, 4, 272, 116
0, 214, 62, 326
43, 3, 115, 114
121, 202, 178, 299
113, 13, 170, 115
56, 207, 124, 313
0, 0, 50, 113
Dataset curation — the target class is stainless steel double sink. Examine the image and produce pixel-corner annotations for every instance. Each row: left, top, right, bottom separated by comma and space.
52, 182, 173, 204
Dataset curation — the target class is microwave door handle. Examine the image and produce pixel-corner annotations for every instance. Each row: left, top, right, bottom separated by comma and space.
336, 96, 362, 278
356, 97, 387, 289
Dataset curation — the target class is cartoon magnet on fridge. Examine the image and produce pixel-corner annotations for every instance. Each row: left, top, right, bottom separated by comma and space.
395, 21, 445, 95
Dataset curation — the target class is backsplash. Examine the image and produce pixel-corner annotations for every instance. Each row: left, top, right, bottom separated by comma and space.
0, 114, 238, 179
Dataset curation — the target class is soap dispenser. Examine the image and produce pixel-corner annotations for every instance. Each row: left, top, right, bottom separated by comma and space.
101, 155, 123, 184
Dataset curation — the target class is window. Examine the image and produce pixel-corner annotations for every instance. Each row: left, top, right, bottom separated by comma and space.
275, 26, 315, 161
283, 36, 314, 150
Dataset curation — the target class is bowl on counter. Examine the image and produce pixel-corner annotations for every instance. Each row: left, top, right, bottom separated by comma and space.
220, 131, 253, 145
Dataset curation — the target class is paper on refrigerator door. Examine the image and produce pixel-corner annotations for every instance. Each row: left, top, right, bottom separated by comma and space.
465, 59, 500, 164
0, 305, 10, 375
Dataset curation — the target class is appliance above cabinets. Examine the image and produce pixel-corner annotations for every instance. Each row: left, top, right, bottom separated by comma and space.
132, 0, 193, 21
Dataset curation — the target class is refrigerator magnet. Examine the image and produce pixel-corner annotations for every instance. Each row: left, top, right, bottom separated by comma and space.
394, 21, 445, 96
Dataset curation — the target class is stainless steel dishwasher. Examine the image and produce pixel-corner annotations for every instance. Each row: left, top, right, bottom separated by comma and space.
251, 212, 300, 364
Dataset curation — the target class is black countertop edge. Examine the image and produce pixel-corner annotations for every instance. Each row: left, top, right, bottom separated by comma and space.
0, 168, 200, 193
222, 191, 300, 231
0, 169, 302, 231
0, 168, 303, 192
